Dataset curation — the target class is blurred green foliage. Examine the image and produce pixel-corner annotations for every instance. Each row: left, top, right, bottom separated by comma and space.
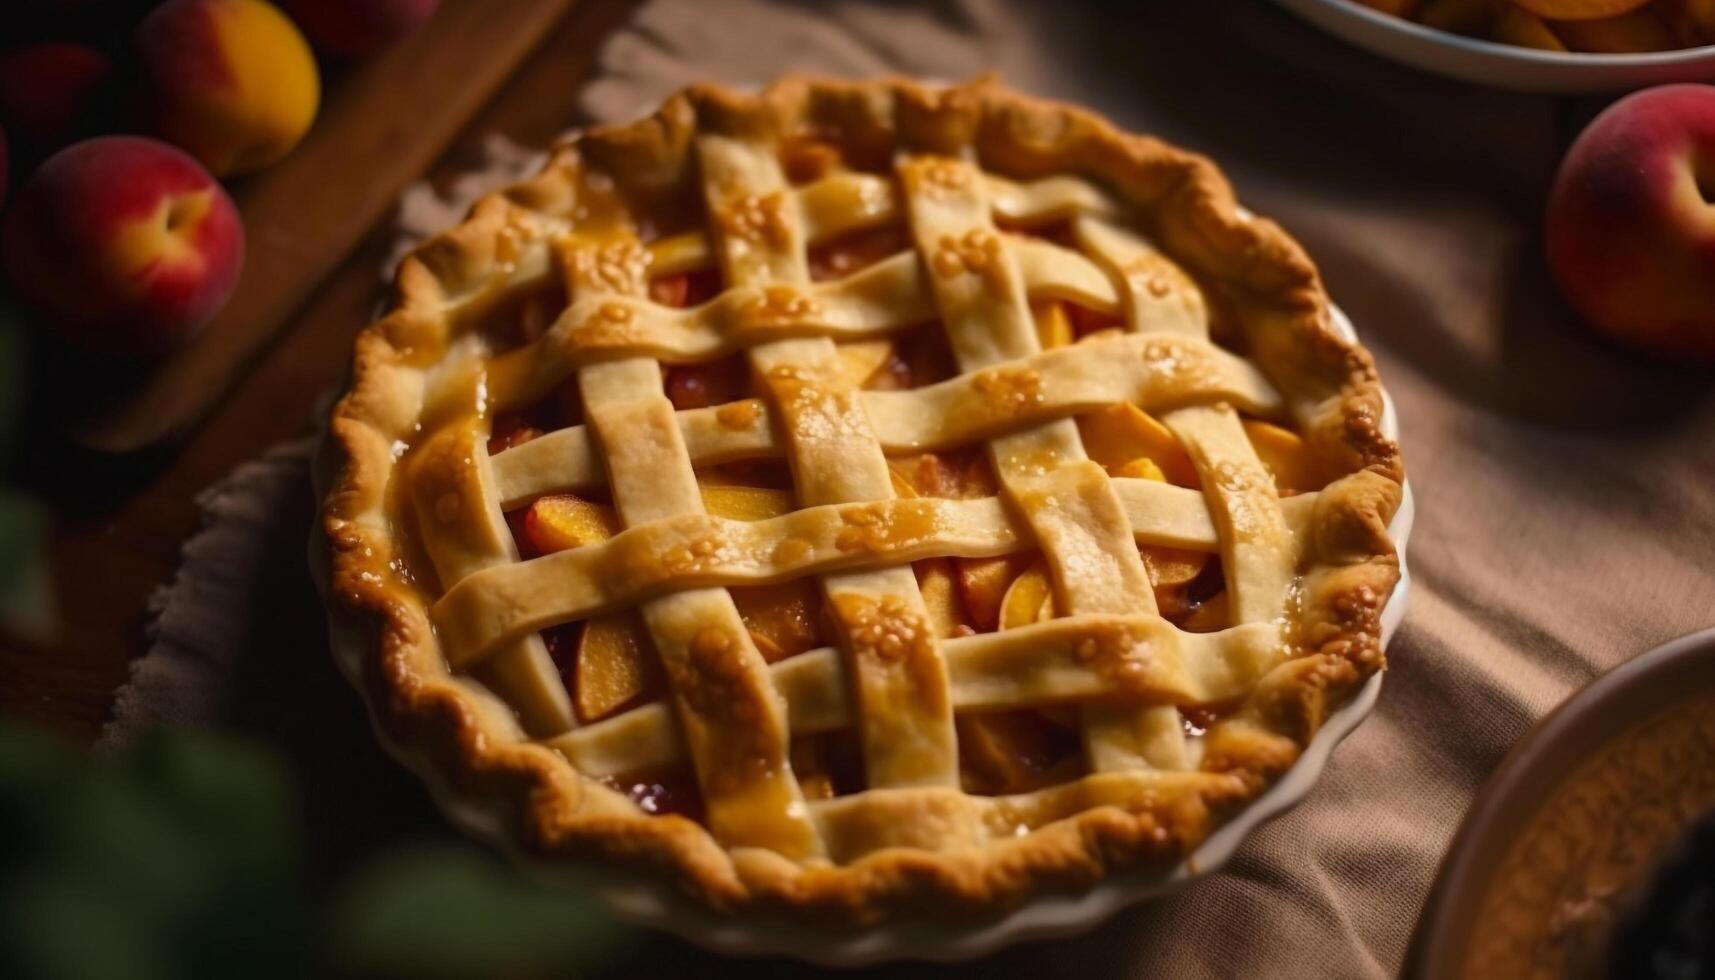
0, 489, 46, 637
0, 725, 309, 980
0, 724, 627, 980
332, 846, 622, 979
0, 297, 48, 637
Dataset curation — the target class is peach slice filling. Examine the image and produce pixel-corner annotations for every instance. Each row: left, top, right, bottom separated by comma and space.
1078, 402, 1201, 489
1512, 0, 1653, 18
521, 484, 827, 726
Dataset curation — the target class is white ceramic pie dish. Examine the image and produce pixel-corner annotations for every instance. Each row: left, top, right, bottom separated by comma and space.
1275, 0, 1715, 93
308, 303, 1414, 965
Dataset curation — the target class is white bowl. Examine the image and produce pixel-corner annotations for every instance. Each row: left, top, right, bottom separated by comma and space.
309, 304, 1415, 965
1275, 0, 1715, 93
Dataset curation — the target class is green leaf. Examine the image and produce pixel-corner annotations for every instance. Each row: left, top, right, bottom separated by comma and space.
330, 844, 628, 979
0, 725, 631, 980
0, 490, 49, 637
0, 297, 46, 637
7, 868, 166, 980
0, 727, 310, 980
0, 717, 75, 792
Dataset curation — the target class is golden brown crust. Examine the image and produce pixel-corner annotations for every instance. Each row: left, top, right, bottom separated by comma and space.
321, 75, 1405, 922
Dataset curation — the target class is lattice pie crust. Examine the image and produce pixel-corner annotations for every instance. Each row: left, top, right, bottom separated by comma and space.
323, 77, 1404, 921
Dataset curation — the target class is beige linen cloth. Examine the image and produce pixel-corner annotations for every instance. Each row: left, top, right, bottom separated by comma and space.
108, 1, 1715, 976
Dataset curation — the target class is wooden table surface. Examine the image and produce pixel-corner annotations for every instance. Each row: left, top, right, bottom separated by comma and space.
0, 0, 637, 743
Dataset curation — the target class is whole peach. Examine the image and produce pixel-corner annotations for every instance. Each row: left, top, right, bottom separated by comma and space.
0, 136, 244, 357
135, 0, 320, 177
0, 43, 112, 150
1546, 84, 1715, 360
282, 0, 440, 57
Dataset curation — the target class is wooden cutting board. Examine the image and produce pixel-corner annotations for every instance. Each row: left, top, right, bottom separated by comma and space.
68, 0, 581, 453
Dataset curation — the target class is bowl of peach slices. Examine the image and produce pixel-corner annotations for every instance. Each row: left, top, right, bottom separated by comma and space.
1275, 0, 1715, 91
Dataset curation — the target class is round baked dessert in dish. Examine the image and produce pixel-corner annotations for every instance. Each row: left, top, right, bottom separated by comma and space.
1275, 0, 1715, 92
1411, 627, 1715, 979
319, 76, 1407, 932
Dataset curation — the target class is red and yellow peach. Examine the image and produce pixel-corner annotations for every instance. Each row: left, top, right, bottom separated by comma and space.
1, 136, 244, 357
135, 0, 320, 177
1546, 83, 1715, 360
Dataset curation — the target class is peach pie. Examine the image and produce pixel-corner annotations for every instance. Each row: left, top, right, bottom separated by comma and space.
322, 77, 1405, 920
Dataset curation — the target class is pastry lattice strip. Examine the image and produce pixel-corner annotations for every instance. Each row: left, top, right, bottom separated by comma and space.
486, 331, 1280, 508
551, 616, 1285, 778
696, 132, 958, 791
565, 230, 823, 858
415, 133, 1314, 859
435, 169, 1117, 335
476, 171, 1134, 406
1071, 215, 1296, 623
434, 469, 1319, 665
898, 154, 1186, 771
405, 412, 575, 737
